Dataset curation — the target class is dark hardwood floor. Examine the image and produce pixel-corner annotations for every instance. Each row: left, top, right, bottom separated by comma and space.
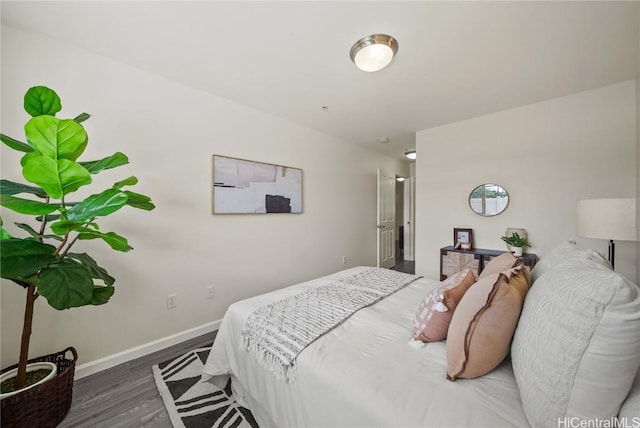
59, 332, 216, 428
392, 239, 415, 274
392, 258, 415, 274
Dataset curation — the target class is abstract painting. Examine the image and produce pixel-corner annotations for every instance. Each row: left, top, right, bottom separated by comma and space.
212, 155, 303, 214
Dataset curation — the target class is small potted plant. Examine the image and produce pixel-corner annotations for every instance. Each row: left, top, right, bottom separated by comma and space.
0, 86, 155, 425
500, 232, 530, 256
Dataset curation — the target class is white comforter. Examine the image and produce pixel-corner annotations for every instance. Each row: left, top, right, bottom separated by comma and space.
202, 267, 529, 427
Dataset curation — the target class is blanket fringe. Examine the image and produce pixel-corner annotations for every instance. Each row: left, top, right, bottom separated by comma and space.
242, 337, 298, 382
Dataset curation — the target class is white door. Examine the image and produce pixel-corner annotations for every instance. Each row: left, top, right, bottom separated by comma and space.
403, 176, 416, 261
377, 169, 396, 268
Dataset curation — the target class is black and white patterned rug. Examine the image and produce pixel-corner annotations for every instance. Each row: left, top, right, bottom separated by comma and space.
152, 347, 258, 428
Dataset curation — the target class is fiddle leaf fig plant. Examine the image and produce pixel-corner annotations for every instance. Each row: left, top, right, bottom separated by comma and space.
0, 86, 155, 391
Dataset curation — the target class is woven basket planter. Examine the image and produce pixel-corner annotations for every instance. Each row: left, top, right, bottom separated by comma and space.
1, 347, 78, 428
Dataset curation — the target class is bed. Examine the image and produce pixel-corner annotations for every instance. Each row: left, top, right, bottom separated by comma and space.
202, 266, 529, 427
202, 243, 640, 427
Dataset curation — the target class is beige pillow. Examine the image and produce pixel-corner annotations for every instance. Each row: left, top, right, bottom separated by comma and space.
412, 269, 476, 343
447, 265, 531, 380
478, 252, 520, 279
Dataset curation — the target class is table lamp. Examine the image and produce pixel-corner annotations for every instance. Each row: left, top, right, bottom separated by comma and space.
577, 198, 637, 270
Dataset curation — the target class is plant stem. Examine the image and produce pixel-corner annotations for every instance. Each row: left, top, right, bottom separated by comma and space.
61, 233, 81, 258
16, 284, 38, 389
60, 219, 93, 258
54, 233, 69, 257
37, 197, 50, 241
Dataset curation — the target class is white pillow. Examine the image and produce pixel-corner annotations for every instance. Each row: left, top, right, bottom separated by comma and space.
530, 240, 611, 282
619, 368, 640, 418
512, 263, 640, 426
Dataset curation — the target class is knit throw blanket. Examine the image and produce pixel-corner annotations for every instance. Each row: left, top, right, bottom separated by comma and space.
241, 268, 421, 383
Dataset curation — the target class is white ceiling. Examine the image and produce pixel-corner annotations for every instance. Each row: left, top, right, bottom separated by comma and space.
2, 1, 639, 161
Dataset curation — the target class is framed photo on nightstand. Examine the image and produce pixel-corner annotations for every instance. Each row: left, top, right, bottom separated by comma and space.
454, 228, 473, 250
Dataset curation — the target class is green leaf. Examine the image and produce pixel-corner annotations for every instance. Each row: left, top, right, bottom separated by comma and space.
0, 179, 46, 198
20, 151, 39, 168
36, 214, 61, 223
78, 230, 132, 252
1, 228, 13, 240
91, 286, 115, 305
123, 190, 156, 211
15, 222, 63, 241
0, 239, 57, 279
22, 156, 92, 199
1, 134, 34, 153
24, 86, 61, 117
67, 188, 128, 222
73, 113, 91, 124
80, 152, 129, 175
25, 116, 88, 161
0, 218, 10, 239
15, 223, 39, 238
49, 219, 82, 236
38, 260, 94, 309
50, 218, 98, 235
67, 252, 115, 286
7, 279, 31, 288
0, 195, 60, 215
112, 176, 138, 189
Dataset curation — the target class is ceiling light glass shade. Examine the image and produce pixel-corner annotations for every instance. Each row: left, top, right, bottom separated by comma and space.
405, 150, 416, 160
350, 34, 398, 72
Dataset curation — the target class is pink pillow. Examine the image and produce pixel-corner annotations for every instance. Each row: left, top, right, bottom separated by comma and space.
447, 264, 531, 380
412, 269, 476, 343
479, 251, 520, 279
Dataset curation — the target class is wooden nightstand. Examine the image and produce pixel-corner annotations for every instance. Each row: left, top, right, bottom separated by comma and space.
440, 246, 537, 281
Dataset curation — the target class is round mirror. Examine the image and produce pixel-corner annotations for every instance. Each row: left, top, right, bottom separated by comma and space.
469, 184, 509, 216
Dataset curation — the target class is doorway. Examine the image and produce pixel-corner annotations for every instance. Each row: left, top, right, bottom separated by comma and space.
395, 176, 415, 274
377, 169, 415, 274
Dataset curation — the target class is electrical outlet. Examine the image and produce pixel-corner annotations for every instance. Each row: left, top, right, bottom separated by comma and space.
167, 294, 177, 309
207, 286, 215, 300
342, 256, 348, 265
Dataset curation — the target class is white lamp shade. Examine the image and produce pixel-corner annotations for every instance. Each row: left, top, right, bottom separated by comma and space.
577, 198, 637, 242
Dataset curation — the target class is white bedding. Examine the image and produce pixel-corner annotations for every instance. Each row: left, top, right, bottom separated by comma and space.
202, 266, 529, 427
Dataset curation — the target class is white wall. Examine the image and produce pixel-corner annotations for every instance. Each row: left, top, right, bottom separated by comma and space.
416, 81, 637, 282
0, 27, 408, 369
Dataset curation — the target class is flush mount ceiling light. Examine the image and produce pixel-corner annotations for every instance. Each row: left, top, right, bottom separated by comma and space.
405, 149, 416, 160
350, 34, 398, 72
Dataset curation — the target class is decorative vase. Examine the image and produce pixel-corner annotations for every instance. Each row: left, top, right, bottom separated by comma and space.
0, 362, 57, 400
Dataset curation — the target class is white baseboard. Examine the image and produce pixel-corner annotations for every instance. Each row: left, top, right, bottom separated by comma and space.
74, 319, 221, 379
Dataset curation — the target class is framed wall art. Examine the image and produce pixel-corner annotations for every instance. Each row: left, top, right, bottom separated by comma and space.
453, 228, 473, 250
212, 155, 303, 214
